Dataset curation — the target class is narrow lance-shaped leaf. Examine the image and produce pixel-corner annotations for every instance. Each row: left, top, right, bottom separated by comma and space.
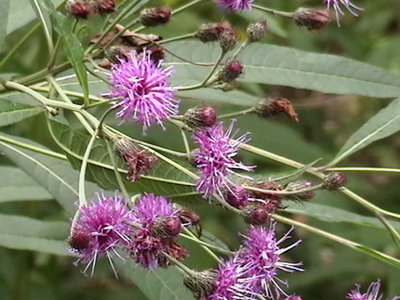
0, 98, 42, 127
332, 98, 400, 165
0, 213, 70, 255
0, 166, 53, 203
166, 41, 400, 98
0, 0, 10, 51
29, 0, 54, 52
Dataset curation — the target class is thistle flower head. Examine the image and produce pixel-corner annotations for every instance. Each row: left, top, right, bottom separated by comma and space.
192, 120, 254, 198
324, 0, 363, 23
216, 0, 254, 12
210, 256, 257, 300
347, 280, 400, 300
129, 194, 187, 269
71, 193, 134, 274
106, 50, 179, 133
241, 223, 303, 298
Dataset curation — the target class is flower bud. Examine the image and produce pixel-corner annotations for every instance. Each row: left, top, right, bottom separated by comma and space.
223, 184, 249, 209
247, 20, 267, 42
105, 45, 132, 62
177, 207, 201, 226
243, 203, 269, 225
195, 23, 233, 43
323, 172, 347, 190
139, 6, 171, 27
184, 270, 216, 299
249, 180, 284, 201
255, 97, 299, 123
66, 0, 93, 19
115, 138, 158, 182
148, 46, 165, 62
153, 216, 182, 237
285, 180, 315, 201
218, 60, 243, 82
68, 231, 90, 252
219, 28, 237, 51
96, 0, 116, 14
184, 105, 217, 129
293, 8, 331, 30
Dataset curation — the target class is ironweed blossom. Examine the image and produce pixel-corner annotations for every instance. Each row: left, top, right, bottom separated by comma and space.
128, 194, 188, 269
70, 192, 134, 276
347, 280, 400, 300
241, 223, 303, 299
324, 0, 363, 23
106, 50, 179, 133
216, 0, 254, 12
192, 120, 254, 198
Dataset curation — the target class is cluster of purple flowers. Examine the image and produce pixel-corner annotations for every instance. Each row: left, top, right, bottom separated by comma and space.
69, 193, 190, 274
209, 222, 303, 299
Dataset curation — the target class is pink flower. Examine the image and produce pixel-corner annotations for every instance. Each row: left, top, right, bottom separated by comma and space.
347, 280, 400, 300
216, 0, 253, 12
106, 50, 179, 133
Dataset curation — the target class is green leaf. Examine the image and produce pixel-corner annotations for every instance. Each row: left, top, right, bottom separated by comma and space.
122, 261, 195, 300
0, 0, 10, 50
30, 0, 53, 51
0, 98, 42, 127
50, 9, 89, 103
285, 201, 400, 231
354, 245, 400, 269
48, 119, 197, 198
0, 214, 69, 255
0, 166, 53, 203
166, 41, 400, 98
332, 99, 400, 164
6, 0, 63, 34
0, 133, 100, 214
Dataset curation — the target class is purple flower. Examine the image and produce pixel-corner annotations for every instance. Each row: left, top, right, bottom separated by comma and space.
216, 0, 253, 12
106, 50, 179, 133
70, 192, 134, 275
324, 0, 363, 23
210, 256, 257, 300
128, 194, 188, 269
347, 280, 400, 300
240, 223, 303, 299
192, 120, 254, 198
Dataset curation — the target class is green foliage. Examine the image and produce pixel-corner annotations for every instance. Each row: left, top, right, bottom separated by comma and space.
0, 98, 41, 127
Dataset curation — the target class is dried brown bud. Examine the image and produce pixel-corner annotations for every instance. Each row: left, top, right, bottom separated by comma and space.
139, 6, 171, 27
243, 203, 269, 225
184, 270, 216, 299
195, 23, 233, 43
148, 46, 165, 62
285, 180, 315, 201
219, 28, 237, 52
68, 231, 90, 251
163, 217, 182, 236
105, 45, 132, 62
323, 172, 347, 190
256, 97, 299, 123
247, 20, 267, 42
184, 105, 217, 129
115, 138, 157, 182
66, 0, 93, 19
218, 60, 243, 82
96, 0, 116, 14
177, 207, 201, 226
293, 8, 331, 30
163, 239, 189, 266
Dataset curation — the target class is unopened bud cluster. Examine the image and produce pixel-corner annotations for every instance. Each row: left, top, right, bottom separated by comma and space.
293, 8, 331, 30
66, 0, 116, 19
184, 105, 217, 129
139, 6, 172, 27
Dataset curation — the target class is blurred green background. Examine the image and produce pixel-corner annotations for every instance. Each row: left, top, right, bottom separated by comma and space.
1, 0, 400, 299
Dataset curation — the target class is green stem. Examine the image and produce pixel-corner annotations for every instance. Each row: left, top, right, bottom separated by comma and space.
251, 4, 294, 18
327, 167, 400, 174
180, 130, 190, 155
48, 35, 62, 69
105, 137, 129, 199
4, 81, 82, 112
244, 183, 323, 196
159, 33, 196, 44
171, 0, 207, 16
181, 229, 223, 263
375, 213, 400, 249
32, 85, 107, 104
272, 213, 400, 268
0, 23, 40, 70
163, 253, 197, 277
201, 50, 226, 86
218, 108, 256, 120
47, 76, 94, 134
0, 133, 66, 160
